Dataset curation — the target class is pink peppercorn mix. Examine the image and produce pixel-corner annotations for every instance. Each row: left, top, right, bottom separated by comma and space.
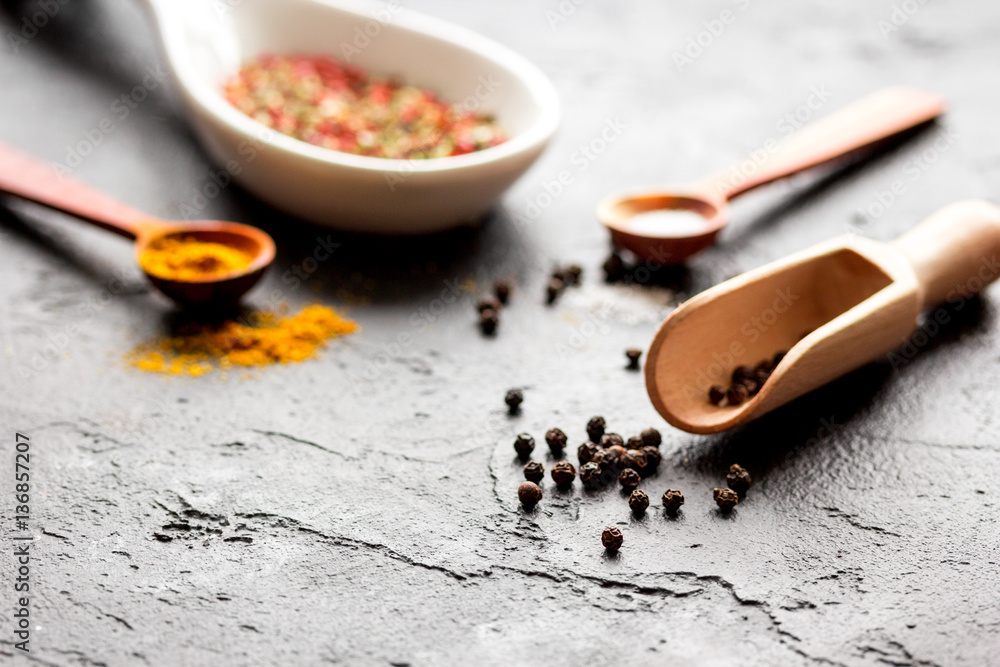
223, 54, 508, 160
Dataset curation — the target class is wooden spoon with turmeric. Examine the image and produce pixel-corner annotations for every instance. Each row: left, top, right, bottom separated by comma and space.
0, 141, 275, 307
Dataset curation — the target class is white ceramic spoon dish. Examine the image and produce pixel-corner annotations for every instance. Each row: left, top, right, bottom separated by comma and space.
138, 0, 560, 233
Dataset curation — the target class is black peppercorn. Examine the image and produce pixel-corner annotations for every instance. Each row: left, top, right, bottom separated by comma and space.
772, 350, 787, 366
545, 277, 565, 305
662, 489, 684, 514
732, 365, 752, 383
618, 467, 641, 490
713, 487, 739, 511
626, 436, 644, 450
753, 359, 773, 375
504, 389, 523, 414
640, 446, 661, 476
477, 296, 502, 313
513, 433, 535, 459
479, 309, 499, 336
589, 449, 609, 470
708, 385, 726, 405
623, 448, 647, 472
564, 264, 583, 285
625, 348, 642, 370
726, 464, 752, 495
740, 377, 760, 396
545, 428, 568, 455
580, 462, 603, 489
600, 433, 624, 449
640, 427, 661, 448
523, 461, 544, 483
493, 280, 512, 305
727, 383, 749, 406
577, 440, 600, 465
602, 252, 626, 283
752, 368, 771, 387
518, 481, 542, 508
629, 489, 649, 515
602, 445, 626, 470
602, 526, 623, 552
586, 416, 607, 442
550, 461, 576, 486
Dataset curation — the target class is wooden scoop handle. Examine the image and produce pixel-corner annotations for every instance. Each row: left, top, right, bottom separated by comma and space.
0, 140, 164, 240
892, 199, 1000, 307
707, 87, 946, 201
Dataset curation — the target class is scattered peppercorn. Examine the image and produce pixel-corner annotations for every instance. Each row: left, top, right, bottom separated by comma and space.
618, 468, 641, 490
493, 280, 512, 305
708, 385, 726, 405
479, 309, 499, 336
727, 383, 748, 406
602, 252, 626, 283
545, 277, 565, 305
662, 489, 684, 514
640, 446, 661, 476
586, 416, 607, 442
602, 526, 624, 552
625, 348, 642, 370
578, 440, 600, 465
477, 296, 501, 313
518, 481, 542, 509
523, 461, 544, 483
545, 428, 567, 455
629, 489, 650, 515
602, 445, 626, 471
580, 462, 603, 489
713, 487, 739, 511
504, 389, 523, 414
640, 427, 661, 448
513, 433, 535, 459
600, 433, 625, 449
563, 264, 583, 285
550, 461, 576, 486
623, 448, 647, 472
626, 436, 644, 450
726, 464, 752, 495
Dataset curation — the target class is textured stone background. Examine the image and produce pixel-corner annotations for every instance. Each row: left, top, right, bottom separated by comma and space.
1, 0, 999, 665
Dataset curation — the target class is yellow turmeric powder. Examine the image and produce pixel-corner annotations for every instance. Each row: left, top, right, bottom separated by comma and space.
139, 236, 253, 281
129, 304, 358, 376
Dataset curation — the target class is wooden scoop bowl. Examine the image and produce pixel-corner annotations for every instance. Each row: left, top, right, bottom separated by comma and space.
599, 87, 946, 263
646, 200, 1000, 434
0, 141, 275, 307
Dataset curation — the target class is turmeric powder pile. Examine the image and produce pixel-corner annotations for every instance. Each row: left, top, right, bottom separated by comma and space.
139, 236, 253, 281
129, 305, 358, 376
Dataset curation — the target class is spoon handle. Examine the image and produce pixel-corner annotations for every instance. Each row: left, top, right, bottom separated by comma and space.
0, 141, 162, 240
705, 87, 946, 201
892, 199, 1000, 307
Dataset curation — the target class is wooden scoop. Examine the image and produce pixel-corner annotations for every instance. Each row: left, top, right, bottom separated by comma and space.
0, 141, 275, 307
598, 87, 946, 263
645, 200, 1000, 434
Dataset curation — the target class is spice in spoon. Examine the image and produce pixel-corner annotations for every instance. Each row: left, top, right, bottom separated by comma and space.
224, 54, 507, 159
139, 236, 253, 281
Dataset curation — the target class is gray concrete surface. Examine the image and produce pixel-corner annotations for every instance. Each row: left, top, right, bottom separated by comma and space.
1, 0, 998, 664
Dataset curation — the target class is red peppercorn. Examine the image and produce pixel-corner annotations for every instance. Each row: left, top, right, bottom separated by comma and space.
602, 526, 623, 552
518, 481, 542, 509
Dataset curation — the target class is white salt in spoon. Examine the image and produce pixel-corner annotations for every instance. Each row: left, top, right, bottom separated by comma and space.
137, 0, 559, 233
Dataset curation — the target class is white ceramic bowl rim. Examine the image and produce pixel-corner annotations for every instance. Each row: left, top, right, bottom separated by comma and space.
152, 0, 560, 174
